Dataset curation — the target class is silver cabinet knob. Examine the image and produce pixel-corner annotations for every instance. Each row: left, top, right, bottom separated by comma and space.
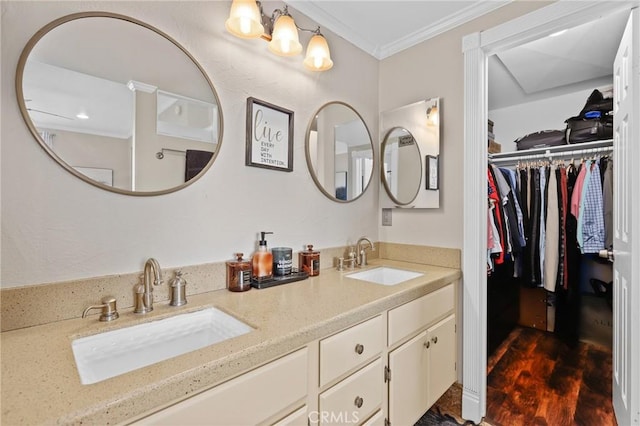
355, 343, 364, 355
354, 396, 363, 408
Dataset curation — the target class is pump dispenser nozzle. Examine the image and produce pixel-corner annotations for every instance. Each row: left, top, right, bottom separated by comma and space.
259, 231, 273, 246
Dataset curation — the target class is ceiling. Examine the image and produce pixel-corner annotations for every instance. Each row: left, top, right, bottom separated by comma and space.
287, 0, 510, 60
288, 1, 629, 110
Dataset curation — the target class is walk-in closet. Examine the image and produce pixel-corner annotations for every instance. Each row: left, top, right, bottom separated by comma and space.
483, 6, 633, 424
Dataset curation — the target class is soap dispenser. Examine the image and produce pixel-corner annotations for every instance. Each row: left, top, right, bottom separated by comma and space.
252, 231, 273, 281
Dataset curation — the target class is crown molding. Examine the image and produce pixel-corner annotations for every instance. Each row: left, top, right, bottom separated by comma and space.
288, 1, 511, 60
377, 1, 511, 59
126, 80, 157, 93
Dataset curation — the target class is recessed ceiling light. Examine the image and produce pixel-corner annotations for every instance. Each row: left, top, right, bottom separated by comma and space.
76, 112, 89, 120
549, 29, 568, 37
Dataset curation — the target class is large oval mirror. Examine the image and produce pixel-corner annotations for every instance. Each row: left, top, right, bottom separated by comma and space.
381, 127, 422, 206
305, 102, 373, 202
16, 12, 223, 196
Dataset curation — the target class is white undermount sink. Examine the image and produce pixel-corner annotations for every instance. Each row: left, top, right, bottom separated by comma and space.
346, 267, 423, 286
72, 307, 253, 385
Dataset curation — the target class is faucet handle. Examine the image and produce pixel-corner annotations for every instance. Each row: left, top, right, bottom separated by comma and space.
82, 296, 119, 321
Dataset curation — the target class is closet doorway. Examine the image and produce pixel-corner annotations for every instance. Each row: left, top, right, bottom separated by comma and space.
461, 2, 639, 425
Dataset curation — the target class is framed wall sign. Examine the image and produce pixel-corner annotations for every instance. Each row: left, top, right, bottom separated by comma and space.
425, 155, 439, 190
246, 97, 294, 172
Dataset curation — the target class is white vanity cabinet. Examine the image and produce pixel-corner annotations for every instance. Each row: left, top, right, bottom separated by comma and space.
387, 284, 456, 426
134, 348, 308, 426
134, 281, 457, 426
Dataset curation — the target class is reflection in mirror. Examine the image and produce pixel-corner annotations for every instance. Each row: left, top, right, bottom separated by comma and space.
381, 128, 422, 205
306, 102, 373, 202
380, 98, 440, 209
16, 12, 223, 196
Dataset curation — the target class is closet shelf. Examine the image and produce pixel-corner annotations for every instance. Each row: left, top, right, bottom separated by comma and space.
489, 139, 613, 165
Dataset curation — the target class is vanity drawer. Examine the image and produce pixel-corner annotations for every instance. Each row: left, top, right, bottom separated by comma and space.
319, 359, 382, 426
388, 283, 454, 346
137, 348, 307, 425
320, 315, 384, 386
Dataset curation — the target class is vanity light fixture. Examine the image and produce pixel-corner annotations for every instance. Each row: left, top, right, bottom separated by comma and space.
76, 112, 89, 120
225, 0, 333, 71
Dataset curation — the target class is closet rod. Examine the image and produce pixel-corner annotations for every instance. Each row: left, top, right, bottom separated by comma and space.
489, 145, 612, 165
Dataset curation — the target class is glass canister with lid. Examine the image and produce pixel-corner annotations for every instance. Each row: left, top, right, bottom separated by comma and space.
299, 244, 320, 276
226, 253, 252, 292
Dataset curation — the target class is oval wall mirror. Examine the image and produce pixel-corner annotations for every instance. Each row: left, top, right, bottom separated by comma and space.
305, 102, 374, 202
380, 98, 440, 209
381, 127, 422, 206
16, 12, 223, 196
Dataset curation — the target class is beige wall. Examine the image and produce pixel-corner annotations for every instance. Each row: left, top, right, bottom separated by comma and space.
378, 1, 552, 249
1, 1, 555, 288
46, 128, 131, 189
1, 1, 379, 287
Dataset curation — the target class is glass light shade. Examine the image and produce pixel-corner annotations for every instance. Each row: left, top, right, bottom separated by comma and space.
303, 34, 333, 71
268, 15, 302, 56
225, 0, 264, 39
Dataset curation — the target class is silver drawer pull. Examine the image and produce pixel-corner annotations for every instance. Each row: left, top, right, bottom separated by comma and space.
355, 343, 364, 355
424, 341, 430, 349
354, 396, 363, 408
432, 336, 438, 344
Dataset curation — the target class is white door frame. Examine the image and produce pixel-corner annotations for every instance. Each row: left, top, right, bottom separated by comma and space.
461, 1, 639, 423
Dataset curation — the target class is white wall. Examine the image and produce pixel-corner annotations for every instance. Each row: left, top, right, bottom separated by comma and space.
377, 1, 551, 249
0, 1, 379, 287
489, 86, 612, 152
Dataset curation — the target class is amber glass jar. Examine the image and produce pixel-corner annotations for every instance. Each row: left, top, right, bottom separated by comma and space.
226, 253, 252, 292
299, 245, 320, 276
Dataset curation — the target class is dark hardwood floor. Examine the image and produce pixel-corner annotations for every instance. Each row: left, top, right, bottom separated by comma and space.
486, 326, 616, 426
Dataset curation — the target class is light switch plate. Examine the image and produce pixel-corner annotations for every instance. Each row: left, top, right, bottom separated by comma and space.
382, 208, 392, 226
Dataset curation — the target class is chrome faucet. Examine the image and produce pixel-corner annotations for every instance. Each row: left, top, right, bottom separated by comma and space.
134, 258, 163, 314
356, 237, 375, 266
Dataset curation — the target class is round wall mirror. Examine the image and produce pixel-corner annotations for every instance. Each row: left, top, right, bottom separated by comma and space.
381, 127, 422, 206
16, 12, 223, 196
305, 102, 374, 202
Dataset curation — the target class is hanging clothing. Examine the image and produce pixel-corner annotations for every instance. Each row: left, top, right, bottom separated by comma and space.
488, 168, 505, 265
539, 166, 548, 286
544, 164, 560, 292
603, 158, 614, 249
557, 166, 569, 291
582, 162, 605, 253
528, 168, 542, 286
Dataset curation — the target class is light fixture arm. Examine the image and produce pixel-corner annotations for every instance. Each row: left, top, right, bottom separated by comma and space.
296, 25, 323, 36
256, 2, 322, 39
256, 2, 290, 41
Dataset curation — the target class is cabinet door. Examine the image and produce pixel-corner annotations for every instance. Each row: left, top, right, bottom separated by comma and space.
426, 314, 456, 408
388, 331, 428, 426
136, 348, 307, 425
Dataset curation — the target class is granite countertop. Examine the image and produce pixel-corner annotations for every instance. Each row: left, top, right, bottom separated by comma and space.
0, 259, 461, 425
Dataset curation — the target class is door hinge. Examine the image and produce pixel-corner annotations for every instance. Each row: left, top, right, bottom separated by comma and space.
384, 365, 391, 383
455, 324, 457, 333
